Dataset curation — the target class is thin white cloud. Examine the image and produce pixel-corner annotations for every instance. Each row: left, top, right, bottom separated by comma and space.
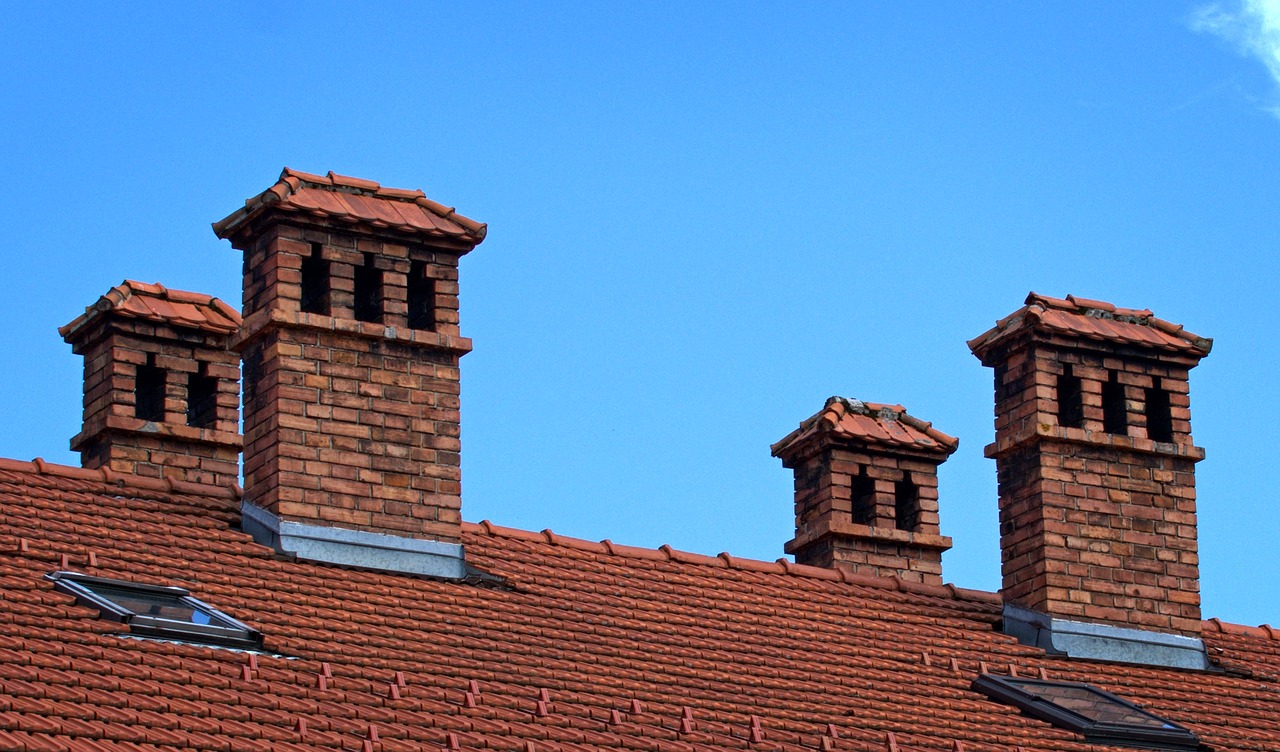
1191, 0, 1280, 115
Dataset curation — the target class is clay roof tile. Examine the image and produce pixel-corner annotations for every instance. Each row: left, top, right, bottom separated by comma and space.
0, 451, 1270, 752
772, 397, 959, 461
968, 291, 1212, 358
213, 168, 487, 246
59, 280, 243, 341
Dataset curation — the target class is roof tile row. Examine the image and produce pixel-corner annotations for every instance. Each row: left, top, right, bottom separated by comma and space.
1, 458, 1279, 752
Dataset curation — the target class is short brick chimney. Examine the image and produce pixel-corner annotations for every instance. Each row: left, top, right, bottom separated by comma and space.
772, 397, 957, 584
969, 293, 1212, 641
213, 169, 486, 577
59, 281, 243, 487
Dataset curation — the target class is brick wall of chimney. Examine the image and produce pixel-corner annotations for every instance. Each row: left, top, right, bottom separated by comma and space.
64, 309, 242, 487
787, 446, 949, 583
774, 398, 956, 585
229, 220, 472, 543
980, 331, 1205, 636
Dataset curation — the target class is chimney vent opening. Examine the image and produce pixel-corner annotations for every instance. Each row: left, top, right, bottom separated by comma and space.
1144, 384, 1174, 442
1101, 371, 1127, 435
186, 363, 218, 429
407, 259, 436, 332
300, 242, 331, 315
1057, 364, 1084, 429
354, 252, 383, 323
894, 475, 920, 532
850, 467, 876, 526
134, 354, 166, 422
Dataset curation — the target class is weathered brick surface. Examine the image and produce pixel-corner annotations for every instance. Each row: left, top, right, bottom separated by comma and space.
975, 319, 1208, 636
226, 210, 479, 543
996, 438, 1201, 634
64, 317, 242, 487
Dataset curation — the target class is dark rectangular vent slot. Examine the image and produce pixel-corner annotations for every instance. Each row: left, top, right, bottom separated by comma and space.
894, 476, 919, 532
354, 252, 383, 323
1102, 372, 1127, 435
1057, 365, 1084, 429
408, 260, 436, 331
134, 355, 165, 422
300, 242, 330, 315
851, 468, 875, 526
186, 365, 218, 429
1144, 385, 1173, 442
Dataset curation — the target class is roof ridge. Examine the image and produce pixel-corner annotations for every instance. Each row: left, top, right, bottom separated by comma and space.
1203, 617, 1280, 640
0, 455, 241, 500
464, 520, 999, 604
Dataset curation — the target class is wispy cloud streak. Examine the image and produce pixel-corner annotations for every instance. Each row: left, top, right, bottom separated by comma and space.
1191, 0, 1280, 116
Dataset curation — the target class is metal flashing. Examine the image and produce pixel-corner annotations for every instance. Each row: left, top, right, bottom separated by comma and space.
242, 501, 469, 579
1002, 603, 1211, 670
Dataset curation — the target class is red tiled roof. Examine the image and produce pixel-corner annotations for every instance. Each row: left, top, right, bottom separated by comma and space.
772, 397, 958, 459
212, 168, 488, 244
2, 457, 1278, 752
58, 280, 242, 340
967, 292, 1212, 358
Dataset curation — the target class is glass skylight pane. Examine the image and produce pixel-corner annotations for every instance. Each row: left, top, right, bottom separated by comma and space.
86, 584, 223, 627
1005, 678, 1171, 728
972, 674, 1198, 751
47, 572, 261, 650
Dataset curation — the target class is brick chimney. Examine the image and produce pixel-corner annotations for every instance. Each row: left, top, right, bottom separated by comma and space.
772, 397, 957, 584
59, 281, 242, 487
213, 169, 486, 577
969, 293, 1211, 643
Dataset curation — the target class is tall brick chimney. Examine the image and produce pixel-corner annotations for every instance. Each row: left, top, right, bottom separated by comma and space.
59, 281, 243, 487
772, 397, 957, 584
213, 169, 486, 577
969, 293, 1212, 657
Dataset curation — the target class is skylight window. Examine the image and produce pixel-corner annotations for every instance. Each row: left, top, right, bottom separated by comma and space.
973, 674, 1198, 751
48, 571, 261, 649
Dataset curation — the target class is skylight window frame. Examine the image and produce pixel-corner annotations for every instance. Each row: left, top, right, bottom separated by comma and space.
47, 571, 262, 650
972, 674, 1198, 751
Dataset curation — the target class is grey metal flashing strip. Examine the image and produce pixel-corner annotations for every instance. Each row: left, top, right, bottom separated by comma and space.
1002, 603, 1211, 670
242, 501, 468, 579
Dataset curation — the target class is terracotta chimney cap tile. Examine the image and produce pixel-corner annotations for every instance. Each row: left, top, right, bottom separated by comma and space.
970, 292, 1211, 358
281, 167, 329, 184
379, 186, 428, 200
61, 280, 243, 341
1064, 294, 1115, 311
327, 171, 381, 191
213, 167, 487, 245
773, 396, 958, 459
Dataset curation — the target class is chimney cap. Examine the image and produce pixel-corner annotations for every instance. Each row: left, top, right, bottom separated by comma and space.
60, 280, 242, 343
772, 396, 958, 462
967, 292, 1212, 360
211, 167, 488, 246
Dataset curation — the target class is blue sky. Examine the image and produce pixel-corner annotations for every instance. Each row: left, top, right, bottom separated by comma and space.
3, 3, 1279, 625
